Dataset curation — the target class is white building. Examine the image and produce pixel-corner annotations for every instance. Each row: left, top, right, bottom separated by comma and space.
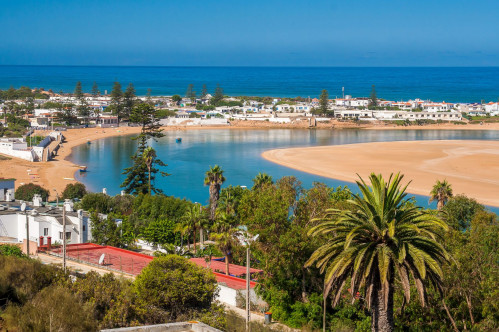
0, 196, 92, 247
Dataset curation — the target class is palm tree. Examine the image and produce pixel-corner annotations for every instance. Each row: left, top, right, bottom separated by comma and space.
430, 179, 453, 210
211, 211, 239, 275
174, 219, 192, 250
252, 172, 273, 190
182, 203, 208, 251
143, 147, 157, 195
204, 165, 226, 221
306, 173, 450, 332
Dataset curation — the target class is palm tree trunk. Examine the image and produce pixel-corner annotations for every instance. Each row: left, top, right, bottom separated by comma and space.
200, 228, 204, 246
193, 227, 197, 251
371, 272, 394, 332
148, 166, 151, 195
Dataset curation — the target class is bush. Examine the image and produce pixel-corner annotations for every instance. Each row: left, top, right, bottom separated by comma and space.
15, 183, 50, 201
0, 244, 24, 257
62, 182, 87, 200
80, 192, 112, 213
134, 255, 218, 319
2, 285, 97, 331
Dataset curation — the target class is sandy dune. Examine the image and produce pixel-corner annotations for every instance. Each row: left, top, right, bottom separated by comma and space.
262, 140, 499, 207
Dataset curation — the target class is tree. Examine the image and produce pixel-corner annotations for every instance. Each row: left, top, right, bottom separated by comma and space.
252, 172, 273, 190
210, 84, 224, 106
80, 193, 112, 213
146, 88, 153, 105
430, 179, 453, 210
171, 94, 182, 105
185, 84, 196, 102
182, 203, 208, 250
306, 173, 450, 332
204, 165, 226, 221
319, 89, 331, 116
142, 219, 176, 246
369, 84, 378, 107
91, 81, 100, 97
110, 81, 124, 125
210, 211, 239, 275
201, 84, 208, 98
15, 183, 50, 201
441, 194, 484, 231
75, 81, 90, 124
122, 103, 169, 195
62, 183, 87, 200
134, 255, 218, 319
123, 83, 136, 121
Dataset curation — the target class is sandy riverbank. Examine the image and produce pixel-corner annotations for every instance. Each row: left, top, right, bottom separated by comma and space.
262, 140, 499, 207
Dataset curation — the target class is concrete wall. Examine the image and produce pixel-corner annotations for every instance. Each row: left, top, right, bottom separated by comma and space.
217, 284, 238, 306
101, 322, 222, 332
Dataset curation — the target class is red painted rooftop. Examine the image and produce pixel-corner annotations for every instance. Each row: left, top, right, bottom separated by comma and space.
47, 243, 258, 289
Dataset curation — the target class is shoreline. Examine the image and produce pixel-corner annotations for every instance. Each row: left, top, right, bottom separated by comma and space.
262, 139, 499, 207
1, 121, 499, 201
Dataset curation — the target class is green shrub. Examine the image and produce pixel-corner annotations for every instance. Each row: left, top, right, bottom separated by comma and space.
62, 182, 87, 200
15, 183, 50, 201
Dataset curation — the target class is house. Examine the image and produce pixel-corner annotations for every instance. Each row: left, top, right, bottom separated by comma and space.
0, 179, 15, 201
0, 196, 92, 250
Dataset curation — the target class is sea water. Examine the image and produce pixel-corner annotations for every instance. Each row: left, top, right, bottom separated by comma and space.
1, 66, 498, 103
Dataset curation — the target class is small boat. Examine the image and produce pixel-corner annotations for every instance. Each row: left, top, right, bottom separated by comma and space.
87, 140, 91, 145
176, 138, 182, 143
79, 166, 87, 172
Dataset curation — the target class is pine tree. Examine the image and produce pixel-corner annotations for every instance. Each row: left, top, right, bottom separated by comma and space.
211, 84, 224, 106
110, 81, 123, 125
122, 103, 169, 195
146, 88, 153, 105
74, 81, 83, 99
201, 84, 208, 98
91, 82, 100, 97
74, 81, 89, 124
319, 89, 330, 116
123, 83, 136, 121
369, 84, 378, 108
185, 84, 196, 102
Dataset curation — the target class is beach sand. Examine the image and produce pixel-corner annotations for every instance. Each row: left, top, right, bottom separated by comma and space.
262, 140, 499, 207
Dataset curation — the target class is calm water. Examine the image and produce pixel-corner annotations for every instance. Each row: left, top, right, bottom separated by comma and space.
1, 66, 499, 102
70, 129, 499, 212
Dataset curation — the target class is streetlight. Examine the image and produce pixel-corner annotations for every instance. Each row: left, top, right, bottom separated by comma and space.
53, 189, 59, 207
237, 227, 259, 332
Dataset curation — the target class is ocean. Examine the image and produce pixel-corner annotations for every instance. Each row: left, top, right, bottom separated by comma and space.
0, 66, 498, 103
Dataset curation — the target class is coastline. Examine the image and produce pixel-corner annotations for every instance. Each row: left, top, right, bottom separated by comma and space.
1, 120, 499, 201
262, 139, 499, 207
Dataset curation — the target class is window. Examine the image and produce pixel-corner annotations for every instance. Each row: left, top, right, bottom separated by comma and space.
43, 228, 49, 236
83, 225, 86, 231
59, 232, 71, 240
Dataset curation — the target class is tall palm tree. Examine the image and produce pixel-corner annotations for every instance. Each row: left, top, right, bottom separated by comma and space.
211, 211, 239, 275
252, 172, 273, 190
175, 218, 193, 250
182, 203, 208, 251
143, 147, 157, 195
204, 165, 226, 221
430, 179, 453, 210
306, 173, 450, 332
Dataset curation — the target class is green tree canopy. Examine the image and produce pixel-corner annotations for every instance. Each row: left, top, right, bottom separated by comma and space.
134, 255, 218, 319
15, 183, 49, 201
62, 183, 87, 200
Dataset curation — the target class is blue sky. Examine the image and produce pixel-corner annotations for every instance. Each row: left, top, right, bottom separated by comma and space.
1, 0, 498, 66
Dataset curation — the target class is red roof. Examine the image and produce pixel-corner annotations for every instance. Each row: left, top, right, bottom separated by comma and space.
46, 243, 260, 289
190, 257, 263, 277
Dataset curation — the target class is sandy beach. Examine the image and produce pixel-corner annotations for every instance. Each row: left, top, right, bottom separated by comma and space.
262, 140, 499, 207
1, 120, 499, 202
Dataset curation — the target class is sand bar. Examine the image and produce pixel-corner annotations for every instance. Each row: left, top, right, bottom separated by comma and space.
262, 140, 499, 207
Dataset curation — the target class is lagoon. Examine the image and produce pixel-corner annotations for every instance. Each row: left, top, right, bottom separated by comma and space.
70, 128, 499, 211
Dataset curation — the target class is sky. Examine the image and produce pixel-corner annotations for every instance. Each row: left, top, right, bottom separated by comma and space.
1, 0, 498, 66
